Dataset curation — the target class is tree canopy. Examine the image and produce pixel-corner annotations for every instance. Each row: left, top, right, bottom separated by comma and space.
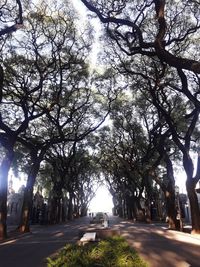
0, 0, 200, 239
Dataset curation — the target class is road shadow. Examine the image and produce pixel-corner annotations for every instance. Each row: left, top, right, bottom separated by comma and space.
0, 216, 91, 267
114, 219, 200, 267
1, 216, 199, 267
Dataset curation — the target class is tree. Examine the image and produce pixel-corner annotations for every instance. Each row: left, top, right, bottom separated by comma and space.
96, 94, 151, 221
0, 1, 24, 239
1, 0, 119, 236
0, 0, 23, 101
43, 140, 99, 222
133, 79, 182, 229
80, 0, 200, 73
0, 0, 91, 238
149, 69, 200, 233
80, 0, 200, 234
14, 1, 115, 232
0, 52, 46, 239
0, 0, 23, 37
44, 142, 77, 223
131, 58, 200, 231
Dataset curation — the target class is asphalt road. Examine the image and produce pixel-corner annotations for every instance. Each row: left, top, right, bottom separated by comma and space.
0, 217, 90, 267
0, 216, 200, 267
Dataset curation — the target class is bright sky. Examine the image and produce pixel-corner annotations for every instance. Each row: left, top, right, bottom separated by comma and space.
88, 185, 114, 213
175, 171, 186, 193
71, 0, 86, 17
71, 0, 101, 70
9, 170, 26, 192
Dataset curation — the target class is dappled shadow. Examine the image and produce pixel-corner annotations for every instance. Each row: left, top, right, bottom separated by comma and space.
112, 217, 200, 267
1, 216, 200, 267
0, 217, 91, 267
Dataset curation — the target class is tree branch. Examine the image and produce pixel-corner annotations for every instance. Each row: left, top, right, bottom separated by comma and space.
0, 0, 23, 37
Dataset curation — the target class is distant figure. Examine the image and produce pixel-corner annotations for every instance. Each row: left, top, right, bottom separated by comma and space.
103, 213, 109, 228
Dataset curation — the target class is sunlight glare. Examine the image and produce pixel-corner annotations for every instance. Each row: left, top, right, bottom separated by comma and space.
89, 185, 114, 214
8, 171, 26, 193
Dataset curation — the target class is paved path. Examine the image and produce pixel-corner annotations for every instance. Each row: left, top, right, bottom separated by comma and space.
115, 218, 200, 267
0, 216, 200, 267
0, 217, 90, 267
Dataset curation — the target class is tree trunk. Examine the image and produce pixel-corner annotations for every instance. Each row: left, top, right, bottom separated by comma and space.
122, 196, 127, 218
18, 160, 40, 232
144, 199, 152, 223
80, 200, 87, 217
57, 198, 61, 223
163, 154, 179, 229
61, 197, 66, 222
80, 205, 87, 217
0, 151, 13, 240
126, 195, 134, 220
117, 197, 123, 217
67, 193, 73, 220
134, 196, 145, 222
18, 186, 34, 232
165, 190, 179, 230
186, 179, 200, 234
183, 153, 200, 234
49, 197, 57, 224
112, 196, 118, 215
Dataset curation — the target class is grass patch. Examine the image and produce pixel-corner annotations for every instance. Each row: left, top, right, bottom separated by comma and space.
47, 235, 148, 267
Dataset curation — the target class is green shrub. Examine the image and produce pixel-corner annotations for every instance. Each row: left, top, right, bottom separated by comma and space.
47, 236, 148, 267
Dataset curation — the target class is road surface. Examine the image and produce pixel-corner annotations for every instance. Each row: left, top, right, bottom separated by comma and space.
0, 216, 200, 267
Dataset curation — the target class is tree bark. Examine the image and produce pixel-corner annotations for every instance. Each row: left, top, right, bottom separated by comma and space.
67, 193, 73, 220
18, 160, 40, 232
57, 198, 61, 223
182, 152, 200, 234
164, 155, 179, 230
165, 190, 179, 229
135, 197, 145, 222
0, 65, 3, 103
126, 195, 134, 220
61, 198, 66, 222
49, 197, 57, 224
186, 179, 200, 234
117, 196, 123, 217
0, 149, 14, 240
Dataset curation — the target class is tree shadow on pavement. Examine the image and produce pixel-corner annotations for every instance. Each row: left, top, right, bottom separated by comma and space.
0, 217, 91, 267
116, 219, 200, 267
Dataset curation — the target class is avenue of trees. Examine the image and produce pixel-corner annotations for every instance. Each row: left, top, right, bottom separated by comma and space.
80, 0, 200, 233
0, 0, 116, 239
0, 0, 200, 240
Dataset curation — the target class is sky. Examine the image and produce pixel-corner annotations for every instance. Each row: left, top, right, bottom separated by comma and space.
71, 0, 101, 70
71, 0, 86, 17
88, 185, 114, 213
